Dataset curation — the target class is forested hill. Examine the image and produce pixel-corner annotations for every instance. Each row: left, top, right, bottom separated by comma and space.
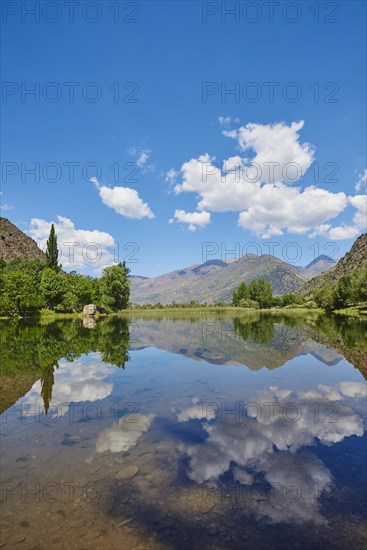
0, 217, 45, 262
295, 233, 367, 296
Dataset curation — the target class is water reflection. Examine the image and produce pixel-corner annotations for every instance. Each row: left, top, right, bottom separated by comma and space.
96, 413, 156, 454
0, 313, 366, 549
175, 383, 365, 523
0, 316, 130, 413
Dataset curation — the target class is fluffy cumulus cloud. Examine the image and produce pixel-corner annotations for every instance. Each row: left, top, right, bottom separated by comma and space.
169, 209, 211, 231
176, 382, 365, 523
168, 120, 363, 238
237, 185, 347, 238
90, 177, 154, 219
29, 215, 117, 272
311, 190, 366, 240
99, 185, 155, 219
224, 120, 315, 184
96, 413, 155, 453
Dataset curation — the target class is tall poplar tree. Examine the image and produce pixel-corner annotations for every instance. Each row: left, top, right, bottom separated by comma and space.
46, 223, 61, 272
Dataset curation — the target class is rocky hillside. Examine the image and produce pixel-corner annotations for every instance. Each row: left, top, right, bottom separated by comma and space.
0, 217, 46, 262
295, 232, 367, 296
131, 254, 307, 304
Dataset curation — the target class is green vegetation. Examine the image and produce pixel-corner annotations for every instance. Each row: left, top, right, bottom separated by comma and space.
313, 267, 367, 313
99, 263, 130, 311
0, 259, 131, 316
231, 269, 367, 316
1, 224, 365, 318
231, 278, 305, 309
45, 223, 62, 272
0, 221, 131, 317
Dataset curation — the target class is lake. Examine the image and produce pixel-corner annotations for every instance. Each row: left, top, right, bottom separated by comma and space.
0, 312, 366, 549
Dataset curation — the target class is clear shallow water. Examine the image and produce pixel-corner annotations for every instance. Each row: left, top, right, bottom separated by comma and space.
0, 313, 366, 549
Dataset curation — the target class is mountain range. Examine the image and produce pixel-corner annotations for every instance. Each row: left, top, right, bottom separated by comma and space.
130, 254, 336, 304
131, 235, 367, 304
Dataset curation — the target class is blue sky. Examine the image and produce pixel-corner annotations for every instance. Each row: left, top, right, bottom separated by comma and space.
1, 0, 366, 277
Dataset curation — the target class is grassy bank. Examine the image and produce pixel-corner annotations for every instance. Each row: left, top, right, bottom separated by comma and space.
1, 305, 366, 321
332, 303, 367, 318
0, 309, 110, 321
120, 306, 322, 316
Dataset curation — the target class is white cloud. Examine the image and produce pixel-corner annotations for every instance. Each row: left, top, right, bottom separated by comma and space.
237, 185, 347, 238
170, 121, 352, 238
128, 146, 155, 173
29, 215, 116, 272
165, 168, 179, 184
310, 192, 366, 240
95, 184, 154, 219
96, 413, 155, 453
169, 209, 211, 232
218, 116, 239, 127
225, 120, 315, 184
128, 146, 151, 167
355, 169, 367, 192
349, 194, 367, 229
89, 176, 100, 189
136, 149, 151, 167
311, 224, 360, 241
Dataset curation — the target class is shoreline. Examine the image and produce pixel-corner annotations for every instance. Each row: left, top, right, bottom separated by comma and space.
1, 305, 366, 320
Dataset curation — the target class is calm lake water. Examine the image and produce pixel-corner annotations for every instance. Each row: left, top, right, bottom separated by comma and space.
0, 312, 366, 549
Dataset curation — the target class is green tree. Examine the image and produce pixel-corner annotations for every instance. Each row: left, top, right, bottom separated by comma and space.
4, 258, 46, 288
280, 293, 296, 307
333, 275, 353, 309
99, 262, 130, 311
313, 283, 335, 312
350, 267, 367, 303
45, 223, 61, 272
63, 272, 93, 311
0, 271, 43, 314
40, 268, 66, 309
248, 278, 273, 308
232, 281, 249, 306
91, 277, 101, 305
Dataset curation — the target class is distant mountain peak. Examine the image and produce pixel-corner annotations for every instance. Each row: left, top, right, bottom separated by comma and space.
305, 255, 336, 269
192, 259, 228, 272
